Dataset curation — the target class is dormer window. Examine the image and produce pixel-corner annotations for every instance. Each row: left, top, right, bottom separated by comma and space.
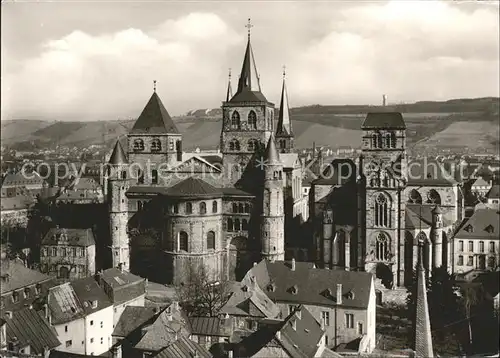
35, 284, 41, 295
151, 138, 162, 152
289, 285, 298, 295
12, 291, 19, 303
345, 291, 355, 300
24, 287, 30, 299
133, 139, 145, 152
267, 283, 276, 292
485, 225, 494, 233
91, 300, 98, 309
465, 225, 474, 233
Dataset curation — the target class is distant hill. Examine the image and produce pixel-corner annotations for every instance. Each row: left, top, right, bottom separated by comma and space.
2, 97, 498, 153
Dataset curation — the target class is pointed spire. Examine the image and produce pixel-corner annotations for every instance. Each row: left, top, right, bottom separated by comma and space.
235, 18, 262, 95
226, 68, 233, 102
414, 244, 434, 358
264, 134, 280, 165
109, 140, 128, 165
131, 92, 179, 134
276, 65, 292, 136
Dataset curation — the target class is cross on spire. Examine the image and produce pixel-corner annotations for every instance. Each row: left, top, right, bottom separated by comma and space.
153, 80, 157, 93
245, 18, 253, 39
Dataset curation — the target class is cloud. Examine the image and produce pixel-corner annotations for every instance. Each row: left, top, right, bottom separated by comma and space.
2, 2, 499, 121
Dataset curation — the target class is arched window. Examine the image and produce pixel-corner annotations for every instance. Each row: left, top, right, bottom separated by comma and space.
238, 203, 244, 213
376, 232, 389, 260
244, 203, 250, 213
228, 218, 233, 231
247, 139, 258, 152
212, 201, 218, 213
133, 139, 144, 151
151, 138, 162, 152
385, 133, 391, 148
234, 219, 241, 231
121, 171, 127, 180
138, 169, 144, 184
231, 111, 241, 129
173, 203, 179, 214
186, 202, 192, 214
137, 201, 143, 211
232, 203, 238, 213
207, 231, 215, 250
179, 231, 188, 251
248, 110, 257, 130
375, 193, 389, 227
427, 189, 441, 205
242, 219, 248, 230
390, 132, 396, 148
229, 139, 240, 151
151, 170, 158, 184
409, 189, 422, 204
200, 202, 207, 215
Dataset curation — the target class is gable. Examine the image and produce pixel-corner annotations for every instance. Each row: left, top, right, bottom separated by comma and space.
171, 156, 221, 173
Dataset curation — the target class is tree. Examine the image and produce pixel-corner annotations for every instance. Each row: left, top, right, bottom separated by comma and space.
459, 284, 483, 350
175, 261, 231, 317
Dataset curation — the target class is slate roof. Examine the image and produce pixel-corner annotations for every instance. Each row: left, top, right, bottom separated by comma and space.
487, 184, 500, 199
454, 207, 500, 240
472, 177, 491, 188
71, 277, 113, 316
130, 92, 179, 134
156, 336, 212, 358
42, 228, 96, 247
0, 259, 53, 295
188, 316, 232, 337
245, 260, 373, 309
108, 140, 128, 165
98, 268, 146, 305
1, 171, 45, 187
112, 306, 157, 337
407, 159, 457, 186
264, 134, 280, 164
361, 112, 406, 129
405, 204, 454, 230
4, 307, 60, 354
276, 76, 293, 137
163, 177, 222, 199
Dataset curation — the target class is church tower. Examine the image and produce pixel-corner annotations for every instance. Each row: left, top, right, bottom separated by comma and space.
276, 68, 294, 153
260, 134, 285, 261
108, 140, 130, 270
361, 112, 407, 287
220, 19, 275, 187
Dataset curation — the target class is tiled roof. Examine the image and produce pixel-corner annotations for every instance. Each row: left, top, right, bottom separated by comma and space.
361, 112, 406, 129
4, 307, 60, 354
112, 306, 157, 337
156, 336, 212, 358
0, 259, 53, 295
454, 207, 500, 240
99, 268, 143, 289
98, 268, 145, 305
71, 277, 113, 316
487, 184, 500, 199
407, 159, 457, 186
246, 260, 373, 309
131, 92, 179, 134
188, 316, 232, 337
1, 171, 45, 187
221, 281, 281, 319
163, 177, 222, 199
108, 140, 128, 165
42, 228, 96, 247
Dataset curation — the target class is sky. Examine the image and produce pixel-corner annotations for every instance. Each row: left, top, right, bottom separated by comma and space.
1, 0, 499, 121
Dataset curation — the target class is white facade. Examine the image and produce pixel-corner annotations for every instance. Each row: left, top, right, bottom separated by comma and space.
113, 295, 146, 327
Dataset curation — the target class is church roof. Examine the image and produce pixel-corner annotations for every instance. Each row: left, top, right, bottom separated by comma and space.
264, 134, 280, 165
361, 112, 406, 129
130, 92, 179, 134
108, 140, 128, 165
414, 251, 434, 357
276, 74, 293, 137
163, 177, 222, 199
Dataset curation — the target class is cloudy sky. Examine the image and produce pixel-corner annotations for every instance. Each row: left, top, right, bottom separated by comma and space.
1, 0, 499, 121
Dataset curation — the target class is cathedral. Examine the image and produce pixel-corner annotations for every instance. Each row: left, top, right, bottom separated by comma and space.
106, 22, 463, 288
106, 25, 306, 284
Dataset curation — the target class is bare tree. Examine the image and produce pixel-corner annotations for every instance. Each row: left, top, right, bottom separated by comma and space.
175, 261, 231, 317
460, 285, 483, 347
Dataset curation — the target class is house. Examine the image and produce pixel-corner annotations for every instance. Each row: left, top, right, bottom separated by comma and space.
47, 277, 114, 356
471, 177, 493, 198
155, 336, 212, 358
96, 268, 146, 326
2, 307, 60, 356
0, 259, 56, 312
0, 194, 36, 228
243, 259, 377, 354
187, 316, 232, 351
57, 177, 104, 204
40, 228, 96, 281
451, 208, 499, 275
1, 171, 46, 191
486, 184, 500, 208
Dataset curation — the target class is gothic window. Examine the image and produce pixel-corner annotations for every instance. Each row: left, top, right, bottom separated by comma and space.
133, 139, 144, 151
242, 219, 248, 230
244, 203, 250, 213
121, 171, 127, 180
173, 204, 179, 214
200, 202, 207, 215
212, 201, 218, 213
228, 218, 234, 231
207, 231, 215, 250
390, 132, 396, 148
248, 110, 257, 130
238, 203, 244, 213
408, 189, 422, 204
374, 193, 389, 227
229, 139, 240, 151
427, 189, 441, 205
232, 203, 238, 213
247, 139, 258, 152
138, 169, 144, 184
280, 139, 286, 149
151, 170, 158, 184
186, 202, 192, 214
234, 219, 241, 231
137, 201, 143, 211
376, 232, 389, 260
231, 111, 241, 129
179, 231, 188, 251
151, 138, 162, 152
385, 133, 391, 148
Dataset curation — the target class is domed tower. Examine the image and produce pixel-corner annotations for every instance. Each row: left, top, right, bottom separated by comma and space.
431, 205, 443, 269
260, 134, 285, 261
108, 140, 130, 270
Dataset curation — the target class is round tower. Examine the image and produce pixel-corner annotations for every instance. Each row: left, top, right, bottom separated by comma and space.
431, 205, 443, 269
108, 140, 130, 270
260, 135, 285, 261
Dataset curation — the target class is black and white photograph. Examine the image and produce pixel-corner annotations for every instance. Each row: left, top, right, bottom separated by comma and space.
1, 1, 499, 357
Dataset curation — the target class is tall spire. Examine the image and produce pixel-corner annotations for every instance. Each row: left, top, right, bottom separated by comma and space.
264, 134, 280, 165
226, 68, 233, 102
276, 65, 292, 136
414, 245, 434, 358
236, 18, 261, 94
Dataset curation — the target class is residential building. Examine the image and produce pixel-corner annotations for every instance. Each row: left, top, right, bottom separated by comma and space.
244, 259, 377, 353
187, 316, 232, 351
451, 208, 499, 275
486, 184, 500, 208
471, 177, 492, 198
40, 228, 96, 281
96, 268, 146, 326
155, 336, 212, 358
0, 258, 56, 312
47, 277, 114, 356
57, 177, 104, 204
0, 193, 36, 228
1, 171, 45, 191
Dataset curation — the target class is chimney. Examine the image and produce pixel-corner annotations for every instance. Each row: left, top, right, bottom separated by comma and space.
253, 262, 257, 267
291, 258, 296, 271
336, 284, 343, 305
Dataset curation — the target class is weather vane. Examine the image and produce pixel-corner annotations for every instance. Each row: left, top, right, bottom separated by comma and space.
283, 65, 286, 79
153, 80, 157, 93
245, 18, 253, 39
